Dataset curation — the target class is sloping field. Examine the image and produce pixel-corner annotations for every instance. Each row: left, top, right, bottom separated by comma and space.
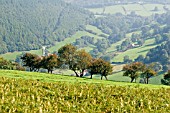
112, 38, 157, 62
88, 4, 170, 16
0, 70, 170, 112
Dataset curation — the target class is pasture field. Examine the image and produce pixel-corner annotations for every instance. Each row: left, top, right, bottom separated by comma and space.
0, 70, 170, 112
86, 25, 109, 36
112, 38, 157, 62
0, 70, 168, 88
0, 49, 42, 61
88, 4, 170, 16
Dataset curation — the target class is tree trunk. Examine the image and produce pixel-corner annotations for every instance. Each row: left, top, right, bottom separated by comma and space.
101, 76, 103, 80
90, 73, 93, 79
131, 77, 135, 83
146, 78, 149, 84
73, 70, 79, 77
80, 69, 85, 77
51, 70, 53, 74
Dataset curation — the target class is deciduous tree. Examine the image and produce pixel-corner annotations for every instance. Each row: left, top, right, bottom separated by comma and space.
141, 64, 156, 84
21, 53, 41, 71
41, 54, 58, 73
89, 58, 113, 80
161, 70, 170, 85
58, 44, 78, 76
75, 49, 92, 77
123, 62, 145, 83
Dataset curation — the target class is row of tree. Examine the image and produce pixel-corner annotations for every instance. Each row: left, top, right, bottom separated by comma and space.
20, 45, 169, 84
123, 62, 157, 84
21, 44, 113, 79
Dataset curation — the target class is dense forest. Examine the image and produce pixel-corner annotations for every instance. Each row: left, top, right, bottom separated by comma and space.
0, 0, 93, 53
0, 0, 170, 72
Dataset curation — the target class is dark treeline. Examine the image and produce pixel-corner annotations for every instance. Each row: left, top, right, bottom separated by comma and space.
0, 0, 93, 54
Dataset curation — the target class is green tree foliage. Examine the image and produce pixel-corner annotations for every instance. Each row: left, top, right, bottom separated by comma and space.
41, 54, 58, 73
0, 0, 93, 54
96, 39, 110, 53
135, 55, 145, 62
94, 14, 149, 43
0, 57, 24, 71
74, 49, 92, 77
141, 64, 157, 84
21, 53, 41, 71
58, 44, 93, 77
74, 36, 94, 48
124, 55, 132, 63
58, 44, 77, 72
123, 62, 145, 83
144, 40, 170, 71
161, 70, 170, 85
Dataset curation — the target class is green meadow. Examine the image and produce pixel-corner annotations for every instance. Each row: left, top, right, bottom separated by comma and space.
88, 4, 170, 16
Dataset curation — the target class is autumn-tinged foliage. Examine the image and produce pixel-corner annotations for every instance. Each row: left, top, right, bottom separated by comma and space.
57, 44, 113, 78
123, 62, 157, 84
89, 58, 113, 80
58, 44, 77, 69
19, 44, 113, 79
141, 64, 157, 84
123, 62, 145, 83
0, 76, 170, 112
74, 49, 92, 77
41, 54, 58, 73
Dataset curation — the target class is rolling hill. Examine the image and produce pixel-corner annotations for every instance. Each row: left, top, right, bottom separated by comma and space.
0, 0, 93, 54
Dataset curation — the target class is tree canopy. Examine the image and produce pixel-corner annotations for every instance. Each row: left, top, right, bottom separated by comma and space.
0, 0, 93, 54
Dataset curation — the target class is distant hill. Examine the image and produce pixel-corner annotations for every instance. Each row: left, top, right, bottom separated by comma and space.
0, 0, 93, 54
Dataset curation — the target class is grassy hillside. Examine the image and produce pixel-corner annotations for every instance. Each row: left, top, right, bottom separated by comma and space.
88, 4, 170, 16
112, 38, 157, 62
0, 70, 170, 112
0, 70, 167, 88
